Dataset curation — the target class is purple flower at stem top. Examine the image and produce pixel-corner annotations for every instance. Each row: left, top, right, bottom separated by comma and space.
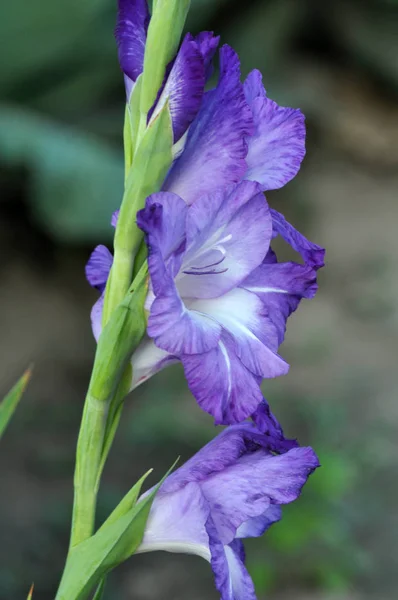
115, 0, 219, 142
137, 423, 319, 600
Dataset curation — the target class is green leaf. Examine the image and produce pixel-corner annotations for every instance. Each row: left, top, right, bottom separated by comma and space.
101, 469, 153, 527
0, 368, 32, 440
140, 0, 190, 114
26, 584, 34, 600
56, 462, 177, 600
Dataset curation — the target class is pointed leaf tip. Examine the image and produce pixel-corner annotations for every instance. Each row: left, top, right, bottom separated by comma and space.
27, 583, 34, 599
0, 367, 33, 440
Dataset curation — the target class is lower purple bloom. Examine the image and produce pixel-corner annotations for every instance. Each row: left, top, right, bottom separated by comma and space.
137, 424, 319, 600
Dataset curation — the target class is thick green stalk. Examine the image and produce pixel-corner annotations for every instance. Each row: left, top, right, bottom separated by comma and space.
68, 268, 148, 548
70, 392, 109, 547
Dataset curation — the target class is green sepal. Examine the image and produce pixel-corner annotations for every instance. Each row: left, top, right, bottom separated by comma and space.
56, 462, 177, 600
140, 0, 191, 115
90, 267, 148, 405
123, 105, 133, 182
104, 102, 173, 320
124, 74, 143, 177
0, 367, 32, 440
118, 101, 173, 253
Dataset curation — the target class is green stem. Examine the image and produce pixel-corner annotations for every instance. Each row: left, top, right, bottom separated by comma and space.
102, 246, 134, 325
69, 392, 109, 548
68, 265, 148, 548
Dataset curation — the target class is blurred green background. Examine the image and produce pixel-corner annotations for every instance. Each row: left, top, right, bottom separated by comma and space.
0, 0, 397, 598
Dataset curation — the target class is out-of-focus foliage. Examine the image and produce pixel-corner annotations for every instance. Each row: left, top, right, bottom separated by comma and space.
1, 0, 396, 242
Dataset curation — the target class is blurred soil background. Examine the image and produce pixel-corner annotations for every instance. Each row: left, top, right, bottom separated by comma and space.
0, 0, 397, 598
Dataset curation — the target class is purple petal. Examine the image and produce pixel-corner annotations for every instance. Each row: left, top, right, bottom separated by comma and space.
207, 518, 256, 600
131, 338, 177, 389
164, 45, 254, 205
141, 482, 210, 559
195, 31, 220, 79
201, 446, 319, 545
181, 334, 265, 425
137, 193, 222, 354
111, 210, 119, 228
251, 399, 298, 454
137, 192, 188, 294
197, 288, 289, 378
91, 293, 104, 342
236, 504, 282, 539
177, 181, 272, 299
271, 209, 325, 270
85, 245, 113, 292
115, 0, 150, 84
162, 423, 275, 494
150, 34, 205, 142
243, 69, 266, 105
244, 71, 306, 191
148, 292, 222, 354
240, 260, 318, 345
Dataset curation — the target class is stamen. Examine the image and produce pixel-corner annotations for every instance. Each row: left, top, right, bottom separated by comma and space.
183, 267, 228, 276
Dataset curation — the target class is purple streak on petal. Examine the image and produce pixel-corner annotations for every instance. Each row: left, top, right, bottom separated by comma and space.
151, 34, 205, 142
181, 334, 264, 425
177, 181, 272, 299
195, 31, 220, 79
236, 504, 282, 539
137, 193, 222, 354
164, 45, 254, 205
271, 209, 325, 270
207, 517, 256, 600
85, 245, 113, 292
244, 71, 306, 191
243, 69, 266, 105
196, 288, 289, 378
251, 399, 298, 453
241, 260, 318, 345
201, 446, 319, 545
115, 0, 149, 83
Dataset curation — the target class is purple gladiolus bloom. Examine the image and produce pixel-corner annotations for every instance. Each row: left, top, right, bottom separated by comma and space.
86, 180, 322, 425
137, 424, 319, 600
